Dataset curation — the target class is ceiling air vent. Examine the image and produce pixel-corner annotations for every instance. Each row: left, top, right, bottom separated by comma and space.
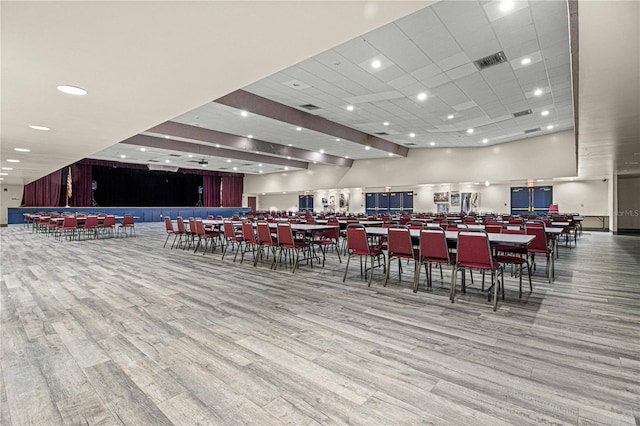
473, 51, 507, 70
148, 159, 159, 163
375, 132, 389, 136
299, 104, 320, 111
513, 109, 533, 118
405, 143, 416, 146
168, 153, 182, 157
198, 159, 208, 165
524, 127, 541, 134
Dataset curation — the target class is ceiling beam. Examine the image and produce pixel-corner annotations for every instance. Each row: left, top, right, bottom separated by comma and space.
215, 89, 409, 157
121, 134, 309, 169
145, 121, 353, 166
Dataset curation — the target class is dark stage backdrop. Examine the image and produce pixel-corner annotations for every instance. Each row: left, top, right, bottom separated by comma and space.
92, 166, 202, 206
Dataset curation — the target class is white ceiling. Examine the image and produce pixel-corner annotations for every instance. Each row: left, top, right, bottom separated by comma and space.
2, 1, 639, 185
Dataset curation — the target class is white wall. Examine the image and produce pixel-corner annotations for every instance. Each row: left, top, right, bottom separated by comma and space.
257, 193, 299, 212
0, 184, 24, 225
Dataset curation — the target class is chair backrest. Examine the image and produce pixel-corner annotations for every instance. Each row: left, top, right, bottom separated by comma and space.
346, 224, 369, 254
276, 223, 295, 247
62, 216, 77, 228
103, 216, 115, 227
223, 221, 236, 239
387, 228, 414, 257
525, 223, 548, 252
176, 217, 186, 234
485, 223, 503, 234
419, 228, 450, 263
323, 226, 339, 239
257, 222, 274, 244
164, 217, 174, 232
189, 218, 197, 234
242, 222, 257, 243
122, 215, 134, 226
85, 216, 98, 229
195, 219, 206, 237
406, 220, 424, 229
456, 230, 494, 270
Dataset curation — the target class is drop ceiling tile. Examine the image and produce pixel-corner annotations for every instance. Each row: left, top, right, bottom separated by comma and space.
436, 52, 472, 72
423, 73, 451, 89
387, 73, 420, 90
411, 63, 443, 81
446, 63, 478, 80
364, 23, 432, 73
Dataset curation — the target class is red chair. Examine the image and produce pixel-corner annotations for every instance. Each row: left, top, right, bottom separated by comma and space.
222, 220, 244, 261
256, 222, 278, 268
452, 229, 504, 311
485, 223, 503, 234
173, 217, 189, 248
83, 215, 99, 240
239, 222, 258, 264
99, 215, 116, 238
414, 228, 455, 292
495, 227, 532, 298
163, 217, 180, 248
193, 219, 216, 255
275, 223, 311, 273
525, 222, 554, 283
312, 225, 341, 266
342, 224, 385, 286
384, 227, 419, 287
57, 216, 78, 241
117, 215, 135, 237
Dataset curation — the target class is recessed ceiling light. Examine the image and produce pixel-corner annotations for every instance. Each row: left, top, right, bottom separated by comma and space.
188, 154, 193, 157
541, 110, 549, 116
547, 125, 554, 130
0, 173, 8, 176
227, 159, 232, 163
346, 105, 354, 111
383, 122, 389, 126
447, 114, 454, 120
2, 167, 13, 170
287, 156, 291, 160
371, 59, 381, 69
429, 141, 436, 146
283, 191, 287, 194
258, 163, 263, 167
295, 127, 302, 131
140, 148, 147, 152
521, 57, 531, 65
120, 155, 126, 159
0, 178, 4, 181
417, 92, 427, 101
57, 85, 87, 96
466, 128, 474, 134
165, 160, 170, 163
345, 156, 349, 159
14, 148, 30, 152
388, 153, 394, 157
259, 170, 263, 174
240, 110, 248, 117
409, 133, 416, 138
537, 179, 544, 182
29, 125, 50, 131
473, 182, 480, 185
319, 149, 325, 154
365, 146, 371, 150
482, 138, 489, 143
164, 135, 170, 139
313, 161, 317, 164
336, 138, 341, 142
6, 159, 20, 163
233, 167, 238, 171
202, 164, 207, 167
534, 88, 543, 96
284, 167, 289, 171
500, 1, 514, 12
485, 181, 491, 186
248, 135, 253, 139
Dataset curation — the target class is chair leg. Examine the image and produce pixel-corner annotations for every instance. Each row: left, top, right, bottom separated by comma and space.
342, 254, 352, 282
413, 262, 421, 293
384, 255, 392, 287
450, 266, 457, 302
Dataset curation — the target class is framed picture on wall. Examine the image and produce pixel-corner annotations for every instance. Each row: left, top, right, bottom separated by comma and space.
436, 203, 449, 213
450, 191, 460, 206
434, 192, 449, 203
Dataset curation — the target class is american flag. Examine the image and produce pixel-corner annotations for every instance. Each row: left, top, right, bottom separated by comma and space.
66, 166, 72, 199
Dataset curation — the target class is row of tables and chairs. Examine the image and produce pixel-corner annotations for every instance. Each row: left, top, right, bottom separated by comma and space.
23, 212, 136, 240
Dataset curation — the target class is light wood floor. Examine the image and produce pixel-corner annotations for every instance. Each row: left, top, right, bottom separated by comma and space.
1, 223, 639, 425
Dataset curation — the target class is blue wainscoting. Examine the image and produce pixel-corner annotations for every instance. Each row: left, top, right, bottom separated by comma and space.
8, 207, 251, 225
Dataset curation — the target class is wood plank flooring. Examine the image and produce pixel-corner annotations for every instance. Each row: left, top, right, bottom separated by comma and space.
1, 223, 639, 425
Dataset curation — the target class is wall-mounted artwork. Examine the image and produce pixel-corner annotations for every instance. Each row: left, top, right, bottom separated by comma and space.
434, 192, 449, 203
436, 203, 449, 213
461, 192, 480, 213
450, 191, 460, 206
339, 192, 350, 211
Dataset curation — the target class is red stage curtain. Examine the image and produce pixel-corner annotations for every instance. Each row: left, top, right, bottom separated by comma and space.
69, 163, 92, 207
222, 175, 243, 207
21, 169, 63, 206
203, 175, 222, 207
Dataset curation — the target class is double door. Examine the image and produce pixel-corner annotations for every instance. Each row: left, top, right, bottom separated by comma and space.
366, 191, 413, 214
511, 186, 553, 215
298, 195, 314, 212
